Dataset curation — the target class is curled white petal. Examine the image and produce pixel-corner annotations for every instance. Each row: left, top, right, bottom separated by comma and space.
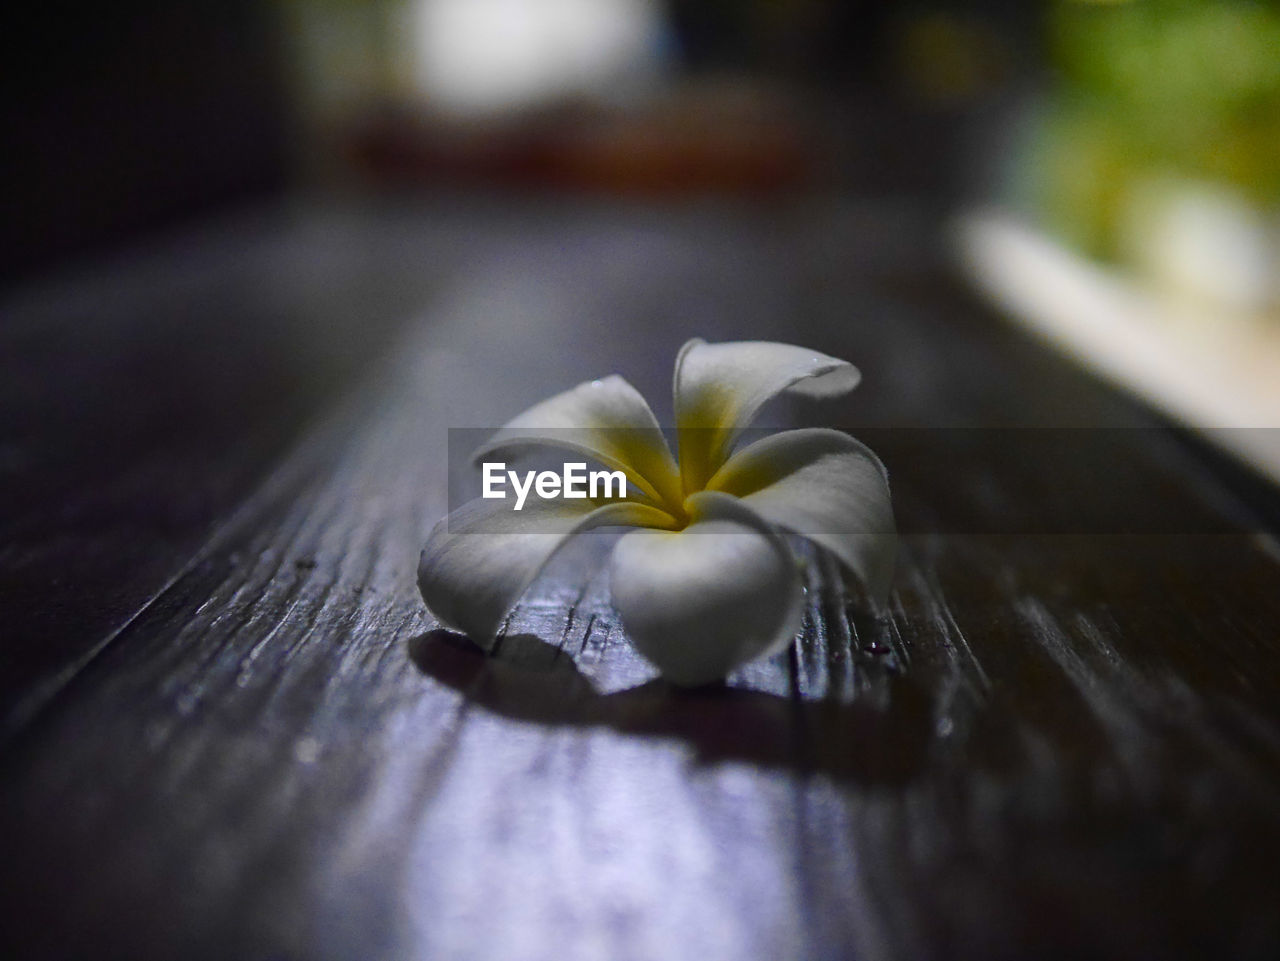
473, 374, 682, 508
419, 495, 676, 647
707, 428, 896, 606
673, 338, 861, 492
609, 491, 804, 686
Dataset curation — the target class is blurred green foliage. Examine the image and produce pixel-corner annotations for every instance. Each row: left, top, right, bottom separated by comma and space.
1033, 0, 1280, 258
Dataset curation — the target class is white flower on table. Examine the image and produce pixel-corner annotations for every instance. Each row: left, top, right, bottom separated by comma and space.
418, 339, 896, 685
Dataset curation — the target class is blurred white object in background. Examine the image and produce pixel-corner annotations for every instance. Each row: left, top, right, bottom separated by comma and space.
957, 210, 1280, 484
1120, 177, 1278, 320
411, 0, 667, 115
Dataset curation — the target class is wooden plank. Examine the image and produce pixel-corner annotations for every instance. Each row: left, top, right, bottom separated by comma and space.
0, 202, 505, 739
3, 200, 1280, 960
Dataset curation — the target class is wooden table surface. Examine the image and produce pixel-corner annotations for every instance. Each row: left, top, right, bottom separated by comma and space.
3, 195, 1279, 961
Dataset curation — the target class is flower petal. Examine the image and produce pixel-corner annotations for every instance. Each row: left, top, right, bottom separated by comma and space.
473, 374, 682, 509
673, 339, 861, 492
707, 428, 896, 605
419, 495, 677, 647
609, 491, 804, 686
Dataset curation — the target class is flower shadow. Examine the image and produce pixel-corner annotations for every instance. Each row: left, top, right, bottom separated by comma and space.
407, 629, 933, 786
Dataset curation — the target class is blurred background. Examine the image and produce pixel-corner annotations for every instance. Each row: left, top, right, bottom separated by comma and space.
8, 0, 1278, 303
6, 0, 1037, 281
5, 0, 1279, 433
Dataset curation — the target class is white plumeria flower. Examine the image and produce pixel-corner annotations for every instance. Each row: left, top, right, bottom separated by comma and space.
418, 339, 896, 686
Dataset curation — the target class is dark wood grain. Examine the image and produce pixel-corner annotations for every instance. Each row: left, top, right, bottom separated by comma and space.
3, 198, 1279, 961
0, 201, 512, 739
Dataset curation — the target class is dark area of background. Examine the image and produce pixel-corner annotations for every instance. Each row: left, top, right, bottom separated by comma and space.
4, 2, 290, 284
4, 0, 1043, 286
